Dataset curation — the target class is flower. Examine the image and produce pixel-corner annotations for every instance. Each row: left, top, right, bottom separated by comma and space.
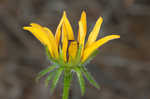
23, 11, 120, 99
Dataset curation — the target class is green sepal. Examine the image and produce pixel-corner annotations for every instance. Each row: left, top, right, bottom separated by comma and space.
45, 45, 52, 60
50, 67, 64, 93
63, 69, 72, 99
35, 65, 57, 82
81, 66, 100, 89
44, 45, 58, 65
45, 70, 56, 87
58, 46, 65, 66
82, 50, 99, 65
73, 45, 82, 66
74, 67, 85, 96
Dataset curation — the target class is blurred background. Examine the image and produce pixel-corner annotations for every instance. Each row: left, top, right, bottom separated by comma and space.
0, 0, 150, 99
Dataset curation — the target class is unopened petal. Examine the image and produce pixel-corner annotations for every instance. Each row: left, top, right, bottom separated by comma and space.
63, 11, 74, 40
78, 11, 87, 43
78, 21, 86, 57
62, 22, 68, 62
55, 12, 65, 48
68, 41, 78, 62
78, 11, 87, 58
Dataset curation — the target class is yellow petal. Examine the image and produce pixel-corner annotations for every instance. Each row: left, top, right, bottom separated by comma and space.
78, 11, 87, 45
55, 12, 65, 48
30, 23, 50, 45
62, 22, 68, 62
23, 27, 46, 45
81, 11, 87, 35
82, 35, 120, 62
63, 11, 74, 40
78, 21, 84, 45
23, 23, 55, 57
77, 11, 87, 58
43, 27, 59, 58
68, 41, 78, 62
23, 26, 50, 48
85, 17, 103, 48
30, 23, 43, 29
78, 21, 86, 57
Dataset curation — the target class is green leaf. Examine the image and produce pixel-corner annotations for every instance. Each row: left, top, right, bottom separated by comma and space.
81, 67, 100, 89
36, 65, 57, 82
50, 67, 63, 93
82, 50, 99, 65
45, 70, 56, 87
75, 67, 85, 96
63, 70, 72, 99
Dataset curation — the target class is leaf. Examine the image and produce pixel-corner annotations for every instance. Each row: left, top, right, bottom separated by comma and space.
45, 70, 56, 87
50, 67, 63, 93
81, 67, 100, 89
75, 67, 85, 96
36, 65, 57, 82
63, 70, 72, 99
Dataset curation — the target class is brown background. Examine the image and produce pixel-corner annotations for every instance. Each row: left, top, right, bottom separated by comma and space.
0, 0, 150, 99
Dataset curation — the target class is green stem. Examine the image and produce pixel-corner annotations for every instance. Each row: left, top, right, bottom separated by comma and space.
63, 69, 72, 99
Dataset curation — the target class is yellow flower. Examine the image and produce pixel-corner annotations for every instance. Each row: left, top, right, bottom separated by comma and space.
23, 11, 120, 99
23, 11, 120, 64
